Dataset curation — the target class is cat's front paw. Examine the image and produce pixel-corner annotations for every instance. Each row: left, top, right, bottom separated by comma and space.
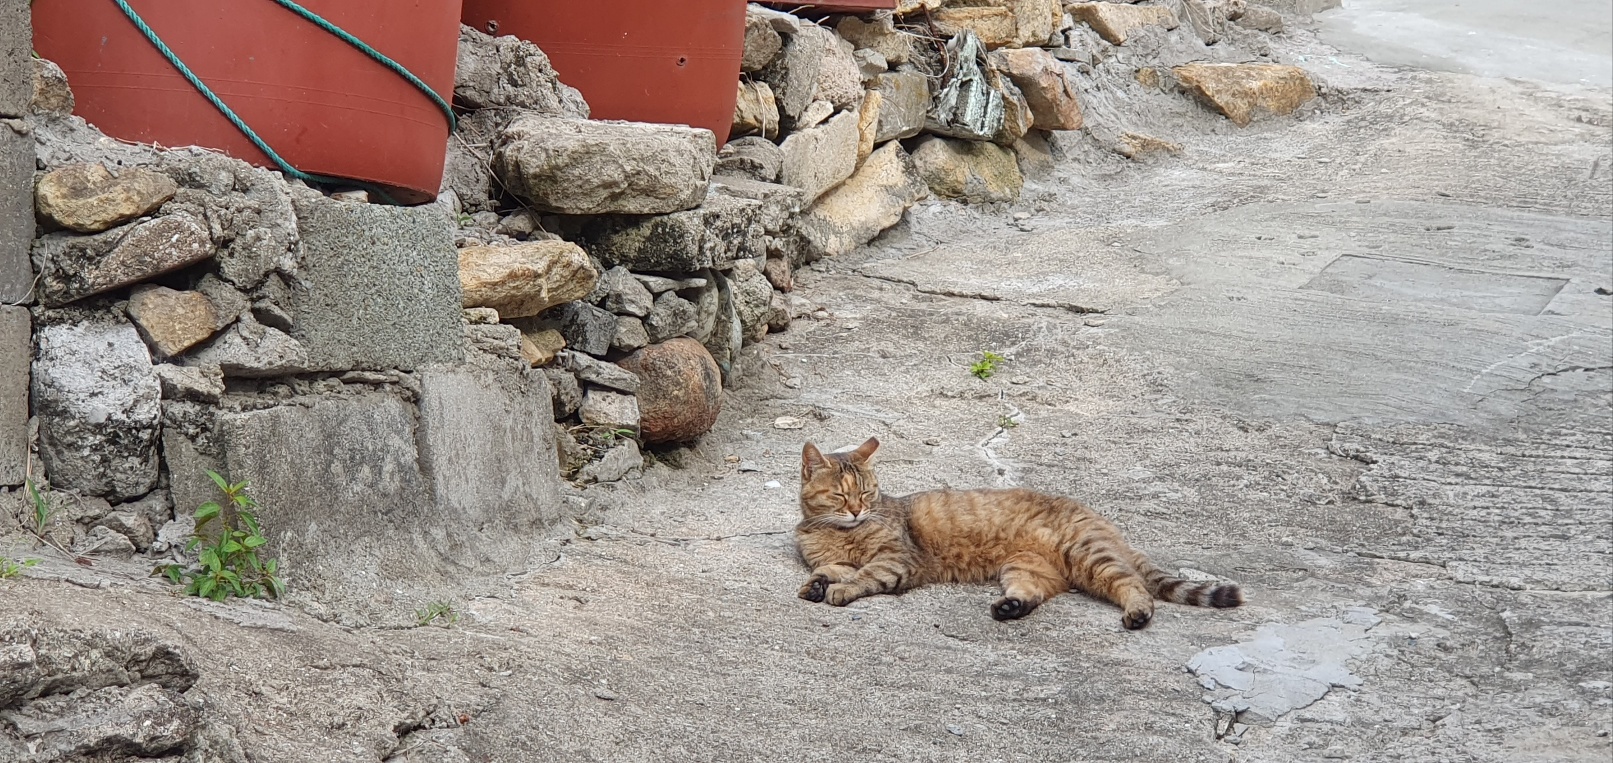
991, 597, 1036, 621
824, 584, 860, 607
798, 576, 828, 603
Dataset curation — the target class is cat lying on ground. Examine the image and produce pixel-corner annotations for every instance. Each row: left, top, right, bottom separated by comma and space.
794, 438, 1242, 630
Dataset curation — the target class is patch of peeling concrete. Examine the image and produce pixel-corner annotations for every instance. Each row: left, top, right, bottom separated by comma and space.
1187, 606, 1382, 724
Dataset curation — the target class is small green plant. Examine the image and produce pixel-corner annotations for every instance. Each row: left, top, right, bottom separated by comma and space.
970, 351, 1006, 380
998, 415, 1019, 429
163, 471, 284, 601
415, 601, 459, 628
24, 479, 54, 537
0, 558, 39, 580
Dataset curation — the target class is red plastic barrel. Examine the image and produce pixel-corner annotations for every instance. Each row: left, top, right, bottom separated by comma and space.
33, 0, 461, 205
461, 0, 745, 144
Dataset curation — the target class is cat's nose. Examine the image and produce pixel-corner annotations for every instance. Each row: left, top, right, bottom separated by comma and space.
847, 506, 862, 516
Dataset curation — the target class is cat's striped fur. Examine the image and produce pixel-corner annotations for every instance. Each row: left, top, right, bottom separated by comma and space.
794, 438, 1242, 629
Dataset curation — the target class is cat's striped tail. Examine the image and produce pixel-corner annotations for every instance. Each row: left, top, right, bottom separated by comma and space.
1134, 557, 1243, 608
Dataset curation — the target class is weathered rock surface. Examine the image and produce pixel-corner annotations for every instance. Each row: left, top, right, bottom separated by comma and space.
576, 195, 765, 272
989, 47, 1084, 131
558, 350, 641, 394
543, 367, 583, 419
31, 57, 74, 117
183, 314, 310, 377
580, 389, 641, 433
1069, 2, 1179, 45
1013, 129, 1058, 176
32, 312, 161, 501
837, 16, 913, 66
872, 71, 930, 143
0, 307, 27, 486
857, 90, 882, 165
742, 9, 784, 72
813, 31, 864, 109
1117, 131, 1184, 159
779, 110, 861, 203
95, 510, 154, 551
157, 153, 298, 291
125, 285, 221, 358
708, 177, 804, 238
416, 361, 563, 540
715, 136, 784, 183
612, 315, 650, 353
458, 241, 598, 320
495, 116, 716, 215
577, 439, 643, 484
794, 141, 929, 260
519, 331, 562, 367
1181, 0, 1247, 44
34, 163, 176, 234
453, 25, 589, 116
926, 32, 1004, 142
32, 214, 213, 307
153, 363, 224, 403
538, 301, 616, 357
644, 291, 700, 344
757, 24, 829, 126
911, 136, 1024, 203
289, 193, 463, 372
728, 260, 776, 344
0, 125, 32, 305
1173, 63, 1318, 126
616, 338, 723, 443
594, 266, 652, 318
733, 81, 780, 140
932, 6, 1019, 48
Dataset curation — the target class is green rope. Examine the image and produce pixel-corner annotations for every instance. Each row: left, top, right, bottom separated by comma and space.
109, 0, 455, 200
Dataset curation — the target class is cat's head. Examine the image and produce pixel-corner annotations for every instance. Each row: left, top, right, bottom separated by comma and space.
799, 438, 881, 526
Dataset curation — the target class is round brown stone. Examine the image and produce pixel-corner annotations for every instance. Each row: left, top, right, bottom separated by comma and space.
615, 338, 723, 444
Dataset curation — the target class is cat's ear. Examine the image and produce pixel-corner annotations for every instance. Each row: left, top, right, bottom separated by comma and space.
801, 442, 831, 476
847, 437, 880, 464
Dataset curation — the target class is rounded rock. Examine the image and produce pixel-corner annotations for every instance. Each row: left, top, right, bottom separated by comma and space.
616, 338, 724, 444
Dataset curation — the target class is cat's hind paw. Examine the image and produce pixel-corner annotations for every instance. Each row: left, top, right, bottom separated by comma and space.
798, 575, 828, 603
1122, 608, 1153, 630
991, 597, 1037, 621
825, 583, 860, 607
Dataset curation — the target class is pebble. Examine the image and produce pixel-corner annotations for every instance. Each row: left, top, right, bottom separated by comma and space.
764, 480, 782, 489
1083, 317, 1107, 327
738, 461, 760, 472
923, 437, 941, 446
1012, 212, 1031, 221
593, 689, 620, 701
946, 725, 964, 736
772, 416, 805, 430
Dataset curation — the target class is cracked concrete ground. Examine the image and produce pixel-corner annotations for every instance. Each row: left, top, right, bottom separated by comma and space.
4, 7, 1611, 763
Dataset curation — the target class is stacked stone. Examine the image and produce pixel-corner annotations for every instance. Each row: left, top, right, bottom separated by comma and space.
724, 1, 1087, 238
5, 50, 563, 615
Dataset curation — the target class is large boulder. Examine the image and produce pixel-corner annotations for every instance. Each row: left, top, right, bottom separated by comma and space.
910, 136, 1023, 204
32, 311, 161, 501
1173, 63, 1319, 126
34, 163, 176, 234
742, 8, 784, 72
837, 16, 914, 66
32, 214, 213, 307
495, 116, 716, 215
616, 338, 723, 444
794, 141, 929, 261
458, 241, 598, 319
453, 25, 589, 116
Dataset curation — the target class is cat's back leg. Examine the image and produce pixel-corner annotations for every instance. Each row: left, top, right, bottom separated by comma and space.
992, 551, 1069, 621
1065, 546, 1157, 630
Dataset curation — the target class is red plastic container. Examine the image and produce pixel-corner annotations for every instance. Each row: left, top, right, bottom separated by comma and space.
33, 0, 461, 204
461, 0, 745, 144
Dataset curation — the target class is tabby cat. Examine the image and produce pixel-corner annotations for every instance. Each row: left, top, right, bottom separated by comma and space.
794, 438, 1242, 629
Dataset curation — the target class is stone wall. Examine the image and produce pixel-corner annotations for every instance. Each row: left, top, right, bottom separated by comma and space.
0, 1, 1316, 621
